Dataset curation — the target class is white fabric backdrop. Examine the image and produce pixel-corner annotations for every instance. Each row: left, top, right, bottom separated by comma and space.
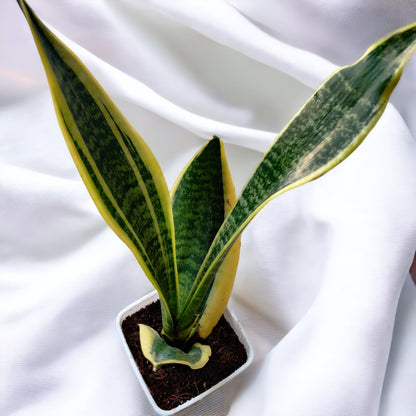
2, 1, 416, 415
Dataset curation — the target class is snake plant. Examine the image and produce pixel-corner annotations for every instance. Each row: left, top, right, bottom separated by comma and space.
17, 0, 416, 371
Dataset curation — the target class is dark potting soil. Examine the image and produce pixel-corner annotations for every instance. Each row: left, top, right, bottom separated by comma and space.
121, 300, 248, 411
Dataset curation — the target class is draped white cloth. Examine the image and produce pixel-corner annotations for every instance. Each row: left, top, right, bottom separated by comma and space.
2, 1, 416, 415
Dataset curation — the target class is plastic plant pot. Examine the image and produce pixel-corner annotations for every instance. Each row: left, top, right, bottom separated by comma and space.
117, 291, 254, 415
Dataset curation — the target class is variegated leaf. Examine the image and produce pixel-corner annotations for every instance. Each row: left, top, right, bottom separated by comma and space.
17, 0, 179, 334
139, 324, 211, 371
179, 22, 416, 329
171, 137, 240, 342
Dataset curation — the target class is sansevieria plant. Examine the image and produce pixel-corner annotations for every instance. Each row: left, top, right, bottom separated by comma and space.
17, 0, 416, 371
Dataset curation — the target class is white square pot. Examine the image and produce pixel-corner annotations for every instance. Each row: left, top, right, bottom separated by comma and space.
116, 291, 254, 415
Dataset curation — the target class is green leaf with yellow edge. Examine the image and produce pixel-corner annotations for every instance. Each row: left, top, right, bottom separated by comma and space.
171, 137, 226, 310
170, 137, 240, 342
16, 0, 178, 336
139, 324, 211, 372
179, 21, 416, 330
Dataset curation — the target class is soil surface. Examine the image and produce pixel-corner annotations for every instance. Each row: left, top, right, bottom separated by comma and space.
121, 300, 248, 411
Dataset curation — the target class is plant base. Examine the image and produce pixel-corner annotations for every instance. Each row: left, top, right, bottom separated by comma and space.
117, 292, 253, 415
